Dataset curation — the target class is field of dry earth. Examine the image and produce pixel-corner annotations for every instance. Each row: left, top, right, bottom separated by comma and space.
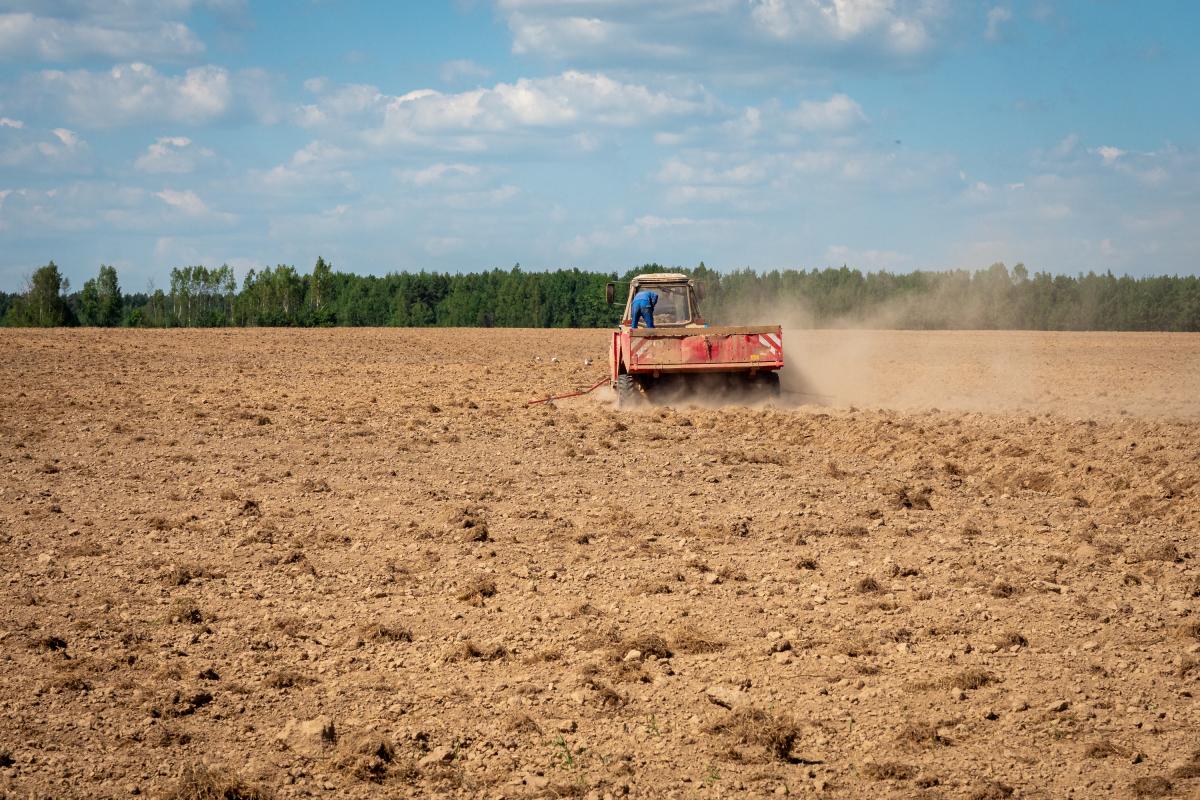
1, 328, 1198, 799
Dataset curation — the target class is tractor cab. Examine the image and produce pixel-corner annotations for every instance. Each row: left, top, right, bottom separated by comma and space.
606, 273, 706, 328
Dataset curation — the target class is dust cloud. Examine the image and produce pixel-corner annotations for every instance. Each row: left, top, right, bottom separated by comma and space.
715, 294, 1200, 418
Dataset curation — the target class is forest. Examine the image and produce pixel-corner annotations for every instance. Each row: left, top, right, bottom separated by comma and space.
3, 259, 1199, 331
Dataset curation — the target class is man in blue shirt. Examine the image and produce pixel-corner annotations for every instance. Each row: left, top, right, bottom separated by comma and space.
631, 289, 659, 329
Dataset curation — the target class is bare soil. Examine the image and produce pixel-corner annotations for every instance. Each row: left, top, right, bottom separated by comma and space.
1, 328, 1197, 799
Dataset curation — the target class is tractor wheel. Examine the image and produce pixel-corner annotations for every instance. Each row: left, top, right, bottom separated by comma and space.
615, 374, 638, 407
754, 371, 781, 399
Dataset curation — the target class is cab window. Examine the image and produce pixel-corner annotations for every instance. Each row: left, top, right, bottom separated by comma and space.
652, 285, 691, 325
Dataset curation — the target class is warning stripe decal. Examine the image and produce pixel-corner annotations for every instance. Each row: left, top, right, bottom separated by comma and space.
757, 334, 782, 354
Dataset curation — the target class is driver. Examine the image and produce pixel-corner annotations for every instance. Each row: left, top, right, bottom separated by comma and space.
631, 288, 659, 329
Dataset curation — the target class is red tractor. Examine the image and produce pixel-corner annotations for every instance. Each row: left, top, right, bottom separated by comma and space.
607, 273, 784, 406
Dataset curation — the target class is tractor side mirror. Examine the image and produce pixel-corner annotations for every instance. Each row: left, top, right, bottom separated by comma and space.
606, 282, 616, 305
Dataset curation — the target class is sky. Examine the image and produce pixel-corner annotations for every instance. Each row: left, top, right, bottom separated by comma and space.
0, 0, 1197, 292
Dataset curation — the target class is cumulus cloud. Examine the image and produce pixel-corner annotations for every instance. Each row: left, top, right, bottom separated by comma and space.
28, 63, 232, 127
0, 181, 153, 234
397, 162, 482, 186
0, 116, 24, 128
373, 71, 706, 142
0, 124, 88, 169
789, 93, 867, 131
253, 140, 357, 193
295, 71, 709, 151
155, 187, 209, 215
656, 157, 770, 188
134, 136, 214, 173
0, 1, 245, 63
152, 186, 234, 222
505, 10, 688, 61
496, 0, 951, 68
0, 10, 203, 62
18, 62, 280, 128
295, 81, 384, 128
563, 212, 732, 260
750, 0, 941, 55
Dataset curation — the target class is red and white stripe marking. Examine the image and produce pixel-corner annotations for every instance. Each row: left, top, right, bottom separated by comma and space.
757, 332, 782, 355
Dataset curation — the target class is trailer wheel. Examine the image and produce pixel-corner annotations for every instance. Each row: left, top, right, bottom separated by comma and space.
615, 374, 637, 407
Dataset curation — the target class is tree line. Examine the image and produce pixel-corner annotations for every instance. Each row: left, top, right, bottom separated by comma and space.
3, 259, 1199, 331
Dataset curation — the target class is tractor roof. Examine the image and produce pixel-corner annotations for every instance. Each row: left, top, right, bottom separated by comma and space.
632, 272, 691, 283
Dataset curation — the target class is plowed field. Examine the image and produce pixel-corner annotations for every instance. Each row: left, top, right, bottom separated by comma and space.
1, 328, 1198, 799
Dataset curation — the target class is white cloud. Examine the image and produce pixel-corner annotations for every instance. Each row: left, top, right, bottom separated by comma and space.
289, 140, 351, 168
0, 117, 24, 128
22, 62, 277, 128
789, 93, 867, 131
334, 71, 711, 149
506, 11, 688, 61
563, 212, 723, 259
0, 125, 88, 168
254, 140, 356, 192
153, 186, 234, 222
155, 188, 209, 215
1083, 143, 1176, 186
497, 0, 950, 67
656, 157, 770, 187
397, 162, 482, 186
0, 9, 204, 62
28, 63, 231, 127
1123, 209, 1183, 233
0, 181, 152, 233
296, 81, 383, 128
721, 106, 763, 139
508, 13, 611, 58
134, 136, 214, 173
749, 0, 942, 55
439, 59, 491, 84
984, 6, 1012, 41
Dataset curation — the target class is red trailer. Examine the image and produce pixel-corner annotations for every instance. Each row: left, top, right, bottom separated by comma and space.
607, 273, 784, 406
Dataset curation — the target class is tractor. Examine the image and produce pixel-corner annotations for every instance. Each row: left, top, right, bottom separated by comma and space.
607, 273, 784, 406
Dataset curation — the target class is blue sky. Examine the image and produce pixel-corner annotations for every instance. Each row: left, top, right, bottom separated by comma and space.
0, 0, 1196, 292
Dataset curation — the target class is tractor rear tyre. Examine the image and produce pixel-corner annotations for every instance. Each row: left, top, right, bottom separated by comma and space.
755, 371, 781, 399
615, 374, 637, 407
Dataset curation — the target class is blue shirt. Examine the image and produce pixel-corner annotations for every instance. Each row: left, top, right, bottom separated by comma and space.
632, 290, 658, 309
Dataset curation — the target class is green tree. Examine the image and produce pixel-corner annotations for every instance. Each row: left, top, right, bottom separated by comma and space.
79, 264, 123, 326
307, 256, 336, 324
7, 262, 69, 326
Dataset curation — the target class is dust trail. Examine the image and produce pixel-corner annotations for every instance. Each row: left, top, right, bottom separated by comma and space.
715, 292, 1200, 418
